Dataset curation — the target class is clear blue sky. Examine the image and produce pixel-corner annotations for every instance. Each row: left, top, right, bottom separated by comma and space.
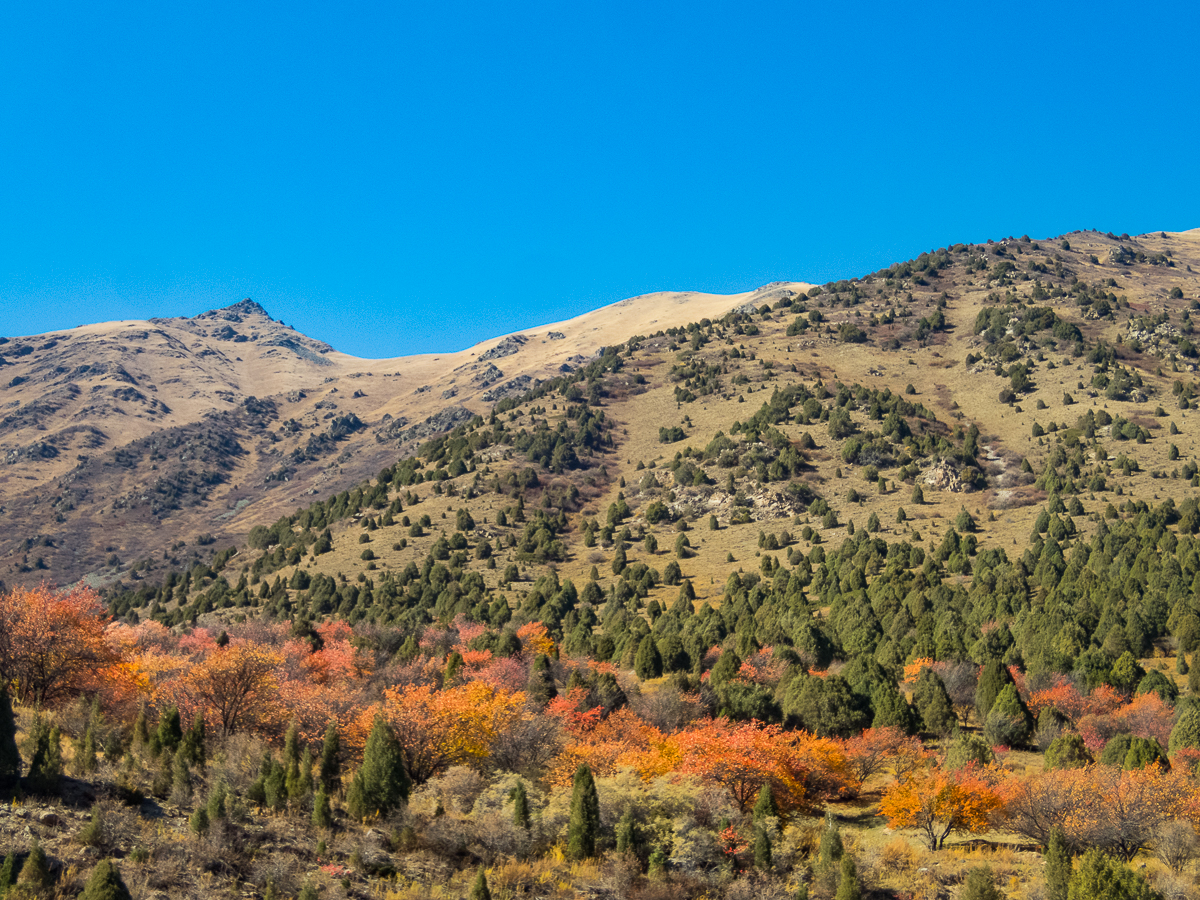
2, 2, 1197, 358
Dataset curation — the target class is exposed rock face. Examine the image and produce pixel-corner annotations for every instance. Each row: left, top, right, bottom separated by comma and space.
924, 458, 969, 493
479, 335, 527, 361
473, 364, 505, 387
481, 375, 538, 403
547, 332, 565, 340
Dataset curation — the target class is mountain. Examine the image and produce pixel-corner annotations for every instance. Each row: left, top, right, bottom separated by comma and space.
0, 282, 810, 586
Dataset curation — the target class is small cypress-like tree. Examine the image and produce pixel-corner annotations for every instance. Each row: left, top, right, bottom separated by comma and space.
614, 806, 637, 853
180, 712, 206, 768
1045, 826, 1071, 900
793, 882, 809, 900
189, 805, 210, 835
526, 654, 557, 708
0, 851, 19, 891
975, 660, 1014, 721
468, 867, 491, 900
346, 715, 410, 821
634, 635, 663, 680
206, 780, 228, 822
156, 706, 183, 753
297, 880, 318, 900
983, 684, 1034, 746
26, 718, 63, 794
170, 750, 192, 806
0, 685, 19, 787
817, 814, 844, 872
510, 780, 530, 829
18, 837, 51, 890
566, 764, 600, 860
131, 704, 150, 752
835, 855, 861, 900
80, 859, 133, 900
312, 786, 333, 829
319, 720, 341, 792
264, 760, 288, 812
753, 824, 773, 870
77, 719, 99, 775
1044, 734, 1092, 771
648, 847, 667, 880
1067, 848, 1160, 900
960, 866, 1003, 900
912, 668, 956, 735
752, 784, 778, 823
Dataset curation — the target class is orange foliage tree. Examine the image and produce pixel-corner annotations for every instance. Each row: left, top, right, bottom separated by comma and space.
364, 681, 526, 783
878, 765, 1002, 850
168, 642, 285, 737
1000, 763, 1197, 859
0, 583, 118, 706
843, 727, 926, 793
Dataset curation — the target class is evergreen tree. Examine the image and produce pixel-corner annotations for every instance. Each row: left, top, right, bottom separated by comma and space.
634, 635, 663, 680
468, 867, 491, 900
817, 814, 844, 872
526, 654, 557, 708
1044, 734, 1092, 771
983, 684, 1034, 746
298, 881, 318, 900
975, 660, 1014, 721
131, 704, 150, 752
79, 859, 133, 900
189, 805, 210, 835
912, 668, 956, 735
18, 838, 51, 890
510, 780, 530, 829
170, 750, 192, 806
156, 706, 183, 753
793, 882, 809, 900
77, 719, 99, 775
1045, 826, 1071, 900
264, 759, 288, 811
648, 848, 667, 879
566, 764, 600, 860
753, 824, 773, 870
1169, 706, 1200, 753
179, 712, 206, 768
346, 715, 410, 821
312, 786, 333, 829
752, 784, 778, 823
0, 685, 19, 787
0, 852, 18, 892
206, 780, 228, 822
614, 806, 637, 853
26, 717, 63, 794
319, 720, 341, 792
835, 855, 861, 900
1067, 848, 1161, 900
960, 866, 1003, 900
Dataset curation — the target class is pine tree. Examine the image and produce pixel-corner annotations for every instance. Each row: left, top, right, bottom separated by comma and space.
152, 749, 174, 797
975, 660, 1014, 721
615, 806, 637, 853
312, 786, 333, 829
131, 704, 150, 753
346, 715, 410, 821
510, 780, 530, 829
566, 764, 600, 860
170, 750, 192, 806
835, 855, 861, 900
77, 719, 99, 775
468, 867, 491, 900
817, 814, 844, 871
319, 720, 341, 792
0, 685, 20, 787
753, 824, 773, 870
1045, 826, 1071, 900
189, 805, 210, 835
983, 684, 1034, 747
80, 859, 133, 900
206, 780, 228, 822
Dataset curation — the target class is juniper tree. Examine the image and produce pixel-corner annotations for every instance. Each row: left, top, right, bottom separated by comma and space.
567, 764, 600, 860
0, 685, 19, 787
753, 824, 773, 870
835, 855, 861, 900
319, 720, 342, 792
312, 786, 333, 829
1045, 826, 1071, 900
469, 868, 491, 900
80, 859, 133, 900
510, 780, 530, 829
156, 706, 183, 753
526, 654, 557, 708
346, 715, 410, 821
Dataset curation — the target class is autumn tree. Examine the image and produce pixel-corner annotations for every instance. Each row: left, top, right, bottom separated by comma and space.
0, 584, 118, 706
877, 765, 1002, 850
172, 643, 283, 737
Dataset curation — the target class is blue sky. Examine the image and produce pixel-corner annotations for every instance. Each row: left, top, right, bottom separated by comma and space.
2, 1, 1197, 358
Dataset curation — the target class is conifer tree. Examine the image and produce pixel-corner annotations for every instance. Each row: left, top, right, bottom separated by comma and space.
319, 720, 342, 792
180, 712, 205, 768
469, 867, 491, 900
264, 759, 288, 812
156, 706, 183, 753
752, 784, 778, 823
131, 704, 150, 752
297, 881, 318, 900
18, 837, 51, 890
1045, 826, 1071, 900
526, 654, 557, 708
0, 685, 20, 787
80, 859, 133, 900
960, 866, 1003, 900
26, 717, 63, 794
817, 813, 844, 873
206, 780, 228, 822
835, 855, 861, 900
346, 715, 410, 821
0, 852, 18, 892
1067, 848, 1160, 900
189, 806, 210, 835
312, 786, 333, 829
634, 635, 663, 680
983, 683, 1034, 746
567, 764, 599, 860
77, 718, 99, 775
975, 660, 1014, 721
510, 780, 530, 829
753, 824, 773, 870
614, 806, 637, 853
170, 750, 192, 806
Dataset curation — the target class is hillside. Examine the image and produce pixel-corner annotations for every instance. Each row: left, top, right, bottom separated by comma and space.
7, 226, 1200, 900
0, 284, 807, 587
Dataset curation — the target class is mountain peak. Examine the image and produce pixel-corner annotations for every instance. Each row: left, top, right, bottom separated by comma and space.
207, 298, 271, 321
